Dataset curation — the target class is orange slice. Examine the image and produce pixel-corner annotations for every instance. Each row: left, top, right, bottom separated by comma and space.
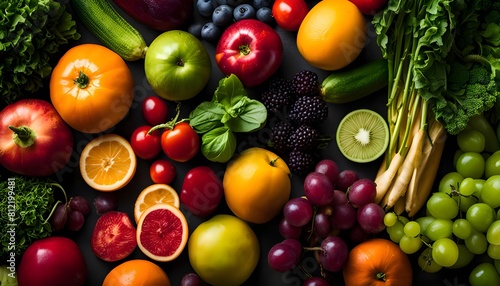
136, 203, 189, 262
79, 134, 137, 191
134, 184, 180, 223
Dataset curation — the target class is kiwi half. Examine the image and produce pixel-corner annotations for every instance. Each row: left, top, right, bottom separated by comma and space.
336, 109, 389, 163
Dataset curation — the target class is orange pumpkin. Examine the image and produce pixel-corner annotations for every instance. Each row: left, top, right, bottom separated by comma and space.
50, 44, 134, 133
343, 238, 412, 286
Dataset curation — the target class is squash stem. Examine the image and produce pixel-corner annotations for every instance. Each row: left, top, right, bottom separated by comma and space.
74, 70, 90, 89
9, 125, 37, 148
376, 272, 386, 281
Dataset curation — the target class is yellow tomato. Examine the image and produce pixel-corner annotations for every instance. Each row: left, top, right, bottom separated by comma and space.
188, 214, 259, 286
223, 147, 291, 224
50, 44, 134, 133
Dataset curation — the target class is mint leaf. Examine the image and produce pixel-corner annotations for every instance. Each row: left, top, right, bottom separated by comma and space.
189, 101, 226, 133
225, 99, 267, 132
201, 126, 237, 163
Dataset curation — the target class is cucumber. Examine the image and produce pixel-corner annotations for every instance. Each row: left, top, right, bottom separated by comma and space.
320, 58, 389, 104
71, 0, 148, 61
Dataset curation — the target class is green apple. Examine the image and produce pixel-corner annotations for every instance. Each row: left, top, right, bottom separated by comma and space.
145, 30, 212, 101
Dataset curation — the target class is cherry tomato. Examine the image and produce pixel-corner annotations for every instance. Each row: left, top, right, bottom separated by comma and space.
142, 96, 169, 126
272, 0, 309, 31
150, 159, 176, 184
348, 0, 388, 15
130, 125, 162, 160
161, 122, 200, 162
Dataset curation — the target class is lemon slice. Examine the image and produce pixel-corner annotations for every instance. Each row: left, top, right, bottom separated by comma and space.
336, 109, 389, 163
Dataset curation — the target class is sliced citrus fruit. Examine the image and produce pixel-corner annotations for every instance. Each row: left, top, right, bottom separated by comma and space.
336, 109, 389, 163
79, 134, 137, 191
134, 184, 180, 223
137, 203, 188, 262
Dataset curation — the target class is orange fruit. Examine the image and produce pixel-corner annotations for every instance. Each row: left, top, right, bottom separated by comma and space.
102, 259, 171, 286
136, 203, 188, 262
223, 147, 291, 224
79, 134, 137, 191
296, 0, 367, 71
134, 184, 180, 223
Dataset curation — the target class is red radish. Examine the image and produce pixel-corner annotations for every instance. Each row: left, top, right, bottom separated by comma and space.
17, 236, 87, 286
91, 211, 137, 262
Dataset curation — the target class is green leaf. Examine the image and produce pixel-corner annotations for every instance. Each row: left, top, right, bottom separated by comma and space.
189, 101, 226, 133
213, 74, 247, 109
201, 126, 237, 163
225, 99, 268, 132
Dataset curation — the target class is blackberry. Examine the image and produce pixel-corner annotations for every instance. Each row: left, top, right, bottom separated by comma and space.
287, 125, 320, 151
261, 77, 295, 112
269, 121, 295, 154
293, 70, 319, 96
288, 95, 328, 126
288, 150, 315, 175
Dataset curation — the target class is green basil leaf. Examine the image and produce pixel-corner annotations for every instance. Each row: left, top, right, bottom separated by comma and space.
201, 126, 237, 163
225, 99, 268, 132
189, 101, 226, 133
214, 74, 247, 108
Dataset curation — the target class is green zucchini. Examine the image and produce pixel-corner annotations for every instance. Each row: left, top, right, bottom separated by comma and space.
320, 58, 389, 104
71, 0, 148, 61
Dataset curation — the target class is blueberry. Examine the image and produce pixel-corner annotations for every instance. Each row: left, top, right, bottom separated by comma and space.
233, 4, 256, 21
253, 0, 272, 9
201, 22, 222, 42
188, 23, 204, 38
227, 0, 247, 7
213, 5, 234, 27
196, 0, 217, 17
256, 7, 274, 24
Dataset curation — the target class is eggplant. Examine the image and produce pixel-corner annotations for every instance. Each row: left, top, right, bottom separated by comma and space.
113, 0, 193, 31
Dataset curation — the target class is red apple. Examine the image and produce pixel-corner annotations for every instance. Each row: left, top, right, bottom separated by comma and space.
180, 166, 223, 216
215, 19, 283, 87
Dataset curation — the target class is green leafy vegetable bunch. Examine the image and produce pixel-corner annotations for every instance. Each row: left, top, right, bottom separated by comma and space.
0, 0, 80, 104
189, 74, 268, 163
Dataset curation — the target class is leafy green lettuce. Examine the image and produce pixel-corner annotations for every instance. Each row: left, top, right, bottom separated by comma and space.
0, 0, 80, 104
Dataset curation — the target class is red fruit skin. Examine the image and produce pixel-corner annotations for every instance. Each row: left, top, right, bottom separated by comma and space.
130, 125, 162, 160
17, 236, 87, 286
91, 211, 137, 262
0, 99, 73, 176
112, 0, 193, 31
180, 166, 223, 216
349, 0, 387, 15
215, 19, 283, 87
272, 0, 309, 31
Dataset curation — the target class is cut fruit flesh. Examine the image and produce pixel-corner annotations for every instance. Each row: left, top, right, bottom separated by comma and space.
336, 109, 389, 163
80, 134, 137, 191
134, 184, 180, 223
136, 203, 188, 262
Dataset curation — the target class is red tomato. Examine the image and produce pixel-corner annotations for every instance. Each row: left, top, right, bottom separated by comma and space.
272, 0, 309, 31
142, 96, 169, 126
348, 0, 387, 15
150, 159, 176, 184
130, 125, 162, 160
180, 166, 223, 216
161, 122, 200, 162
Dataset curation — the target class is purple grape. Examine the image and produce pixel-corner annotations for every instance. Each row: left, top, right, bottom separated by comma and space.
283, 197, 313, 227
303, 172, 335, 207
66, 210, 85, 232
281, 238, 302, 258
331, 189, 348, 206
314, 159, 339, 187
357, 203, 386, 234
330, 203, 356, 230
303, 277, 330, 286
318, 236, 348, 272
268, 242, 300, 272
68, 196, 91, 216
313, 213, 331, 238
181, 273, 202, 286
49, 202, 68, 231
347, 178, 377, 207
348, 223, 369, 243
336, 170, 359, 192
94, 192, 118, 215
279, 217, 302, 239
